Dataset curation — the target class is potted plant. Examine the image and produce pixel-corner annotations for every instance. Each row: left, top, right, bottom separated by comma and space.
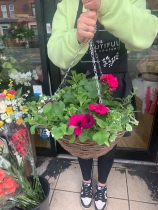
0, 84, 50, 210
25, 71, 139, 159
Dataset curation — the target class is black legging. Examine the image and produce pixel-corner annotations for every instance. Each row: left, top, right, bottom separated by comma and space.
78, 145, 116, 184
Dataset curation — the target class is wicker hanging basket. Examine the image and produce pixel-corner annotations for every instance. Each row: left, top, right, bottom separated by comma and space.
58, 131, 125, 159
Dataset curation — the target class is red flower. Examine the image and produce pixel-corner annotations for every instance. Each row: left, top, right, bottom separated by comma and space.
88, 103, 109, 115
100, 74, 118, 91
81, 114, 94, 129
88, 104, 96, 111
0, 173, 18, 196
74, 127, 82, 136
95, 104, 109, 115
68, 114, 85, 127
68, 114, 94, 136
0, 169, 5, 181
11, 128, 29, 158
8, 90, 16, 95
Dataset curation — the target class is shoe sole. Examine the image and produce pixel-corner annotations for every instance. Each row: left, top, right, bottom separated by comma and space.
94, 202, 107, 210
80, 200, 92, 210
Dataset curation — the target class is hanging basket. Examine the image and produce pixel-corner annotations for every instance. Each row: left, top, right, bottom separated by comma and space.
58, 131, 125, 159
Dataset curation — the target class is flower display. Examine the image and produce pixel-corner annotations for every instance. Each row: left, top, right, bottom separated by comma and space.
25, 71, 138, 146
9, 71, 38, 86
0, 85, 28, 128
0, 124, 45, 209
0, 169, 19, 197
11, 128, 29, 157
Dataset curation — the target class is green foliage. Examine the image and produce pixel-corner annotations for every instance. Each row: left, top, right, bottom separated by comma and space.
25, 72, 139, 146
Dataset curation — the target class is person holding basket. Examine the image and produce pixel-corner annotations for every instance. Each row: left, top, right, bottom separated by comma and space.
47, 0, 158, 209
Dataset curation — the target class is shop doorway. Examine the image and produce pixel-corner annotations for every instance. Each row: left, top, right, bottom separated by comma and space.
34, 0, 158, 161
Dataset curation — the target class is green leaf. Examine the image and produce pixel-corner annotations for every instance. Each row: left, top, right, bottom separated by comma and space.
52, 101, 65, 116
30, 125, 36, 134
43, 102, 52, 113
92, 131, 110, 145
121, 116, 130, 124
84, 81, 98, 99
52, 126, 64, 140
109, 124, 123, 131
69, 134, 76, 143
2, 62, 12, 69
109, 134, 117, 142
95, 117, 107, 128
126, 124, 132, 132
78, 79, 88, 86
10, 57, 17, 63
60, 123, 67, 133
15, 87, 22, 98
8, 68, 18, 74
67, 126, 75, 135
104, 140, 110, 146
79, 130, 92, 142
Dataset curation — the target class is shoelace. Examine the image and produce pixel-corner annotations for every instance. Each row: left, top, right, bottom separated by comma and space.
83, 183, 92, 197
95, 187, 107, 201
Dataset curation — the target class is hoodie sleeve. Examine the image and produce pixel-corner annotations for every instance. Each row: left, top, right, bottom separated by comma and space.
47, 0, 89, 69
98, 0, 158, 51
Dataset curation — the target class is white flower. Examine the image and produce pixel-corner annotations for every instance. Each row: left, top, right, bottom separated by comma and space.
32, 70, 39, 80
14, 111, 22, 119
1, 113, 8, 120
11, 100, 17, 106
0, 102, 7, 113
1, 56, 8, 61
44, 97, 47, 101
4, 100, 12, 105
38, 109, 43, 113
5, 118, 12, 123
41, 100, 44, 103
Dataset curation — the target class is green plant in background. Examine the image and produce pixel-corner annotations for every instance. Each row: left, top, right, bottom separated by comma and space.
25, 71, 138, 146
8, 21, 34, 43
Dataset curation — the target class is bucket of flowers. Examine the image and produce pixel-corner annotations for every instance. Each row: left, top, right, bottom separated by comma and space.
24, 70, 139, 159
0, 83, 50, 210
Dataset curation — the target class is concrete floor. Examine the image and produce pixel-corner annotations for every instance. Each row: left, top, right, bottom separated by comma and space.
36, 157, 158, 210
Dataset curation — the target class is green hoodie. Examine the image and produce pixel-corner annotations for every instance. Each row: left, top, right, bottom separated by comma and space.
47, 0, 158, 69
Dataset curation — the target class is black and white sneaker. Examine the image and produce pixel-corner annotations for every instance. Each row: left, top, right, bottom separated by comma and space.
94, 185, 107, 210
80, 181, 93, 209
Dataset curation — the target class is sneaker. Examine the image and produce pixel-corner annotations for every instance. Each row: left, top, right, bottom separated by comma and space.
94, 185, 107, 210
80, 181, 93, 209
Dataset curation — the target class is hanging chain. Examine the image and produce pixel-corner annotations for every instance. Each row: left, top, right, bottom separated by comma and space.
89, 39, 102, 104
53, 38, 103, 104
93, 40, 103, 75
55, 43, 84, 94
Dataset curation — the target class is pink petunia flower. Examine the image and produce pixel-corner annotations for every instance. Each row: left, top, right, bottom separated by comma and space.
74, 127, 82, 136
88, 103, 96, 111
88, 103, 109, 115
68, 114, 85, 127
81, 114, 94, 129
95, 104, 109, 115
100, 74, 118, 91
